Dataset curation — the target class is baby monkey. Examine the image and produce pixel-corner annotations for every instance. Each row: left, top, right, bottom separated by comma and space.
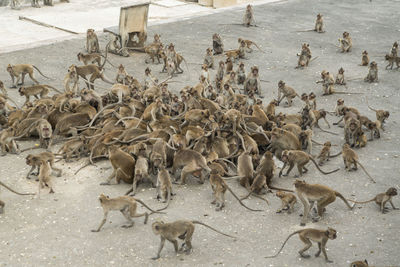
360, 50, 369, 66
335, 67, 346, 85
151, 220, 236, 259
275, 191, 297, 214
347, 187, 398, 213
317, 141, 331, 166
265, 227, 337, 263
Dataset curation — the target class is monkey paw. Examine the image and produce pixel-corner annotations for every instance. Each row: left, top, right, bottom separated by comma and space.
326, 259, 333, 263
121, 223, 134, 228
91, 229, 99, 233
151, 256, 160, 260
276, 209, 282, 213
300, 222, 306, 226
300, 253, 311, 258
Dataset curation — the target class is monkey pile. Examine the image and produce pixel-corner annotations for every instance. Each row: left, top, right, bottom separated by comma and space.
0, 4, 398, 265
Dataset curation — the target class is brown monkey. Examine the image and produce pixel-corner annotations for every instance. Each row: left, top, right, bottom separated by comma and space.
335, 67, 346, 85
171, 149, 211, 185
360, 50, 369, 66
364, 61, 378, 83
238, 38, 264, 53
339, 31, 352, 52
203, 48, 214, 69
384, 53, 400, 69
100, 146, 135, 185
244, 66, 261, 96
317, 141, 331, 166
237, 62, 246, 85
69, 64, 113, 90
367, 103, 390, 125
296, 43, 312, 68
77, 52, 101, 66
314, 13, 324, 33
342, 144, 376, 183
279, 150, 340, 177
350, 260, 369, 267
317, 70, 335, 95
277, 80, 299, 107
19, 85, 62, 104
91, 194, 162, 232
237, 150, 254, 188
294, 179, 354, 226
86, 29, 100, 53
276, 191, 297, 213
209, 169, 262, 212
212, 33, 224, 55
25, 152, 62, 179
0, 126, 19, 156
266, 99, 278, 116
63, 67, 79, 94
156, 165, 173, 208
298, 129, 313, 154
334, 98, 345, 116
37, 160, 54, 198
347, 187, 398, 213
243, 4, 256, 27
7, 64, 50, 88
265, 227, 337, 263
128, 153, 153, 196
151, 220, 235, 259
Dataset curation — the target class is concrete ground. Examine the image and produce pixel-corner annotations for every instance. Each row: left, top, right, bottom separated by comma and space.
0, 0, 399, 266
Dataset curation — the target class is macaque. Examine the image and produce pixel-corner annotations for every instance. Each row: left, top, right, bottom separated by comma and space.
342, 144, 376, 183
360, 50, 369, 66
115, 64, 128, 84
390, 41, 398, 57
86, 29, 100, 53
275, 191, 297, 214
244, 66, 261, 96
203, 48, 214, 69
364, 61, 378, 83
339, 31, 352, 52
215, 60, 225, 90
77, 52, 101, 66
7, 64, 49, 88
237, 62, 246, 85
385, 53, 400, 70
317, 141, 331, 166
335, 67, 346, 85
243, 4, 256, 27
277, 80, 298, 107
265, 227, 337, 263
347, 187, 398, 213
297, 43, 312, 68
314, 14, 324, 33
318, 70, 335, 95
212, 33, 224, 55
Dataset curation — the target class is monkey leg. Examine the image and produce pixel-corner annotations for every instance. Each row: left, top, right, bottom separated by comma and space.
92, 211, 108, 232
298, 236, 312, 258
26, 165, 37, 179
152, 237, 166, 260
289, 201, 296, 214
299, 197, 311, 226
284, 163, 295, 176
120, 208, 135, 228
47, 180, 54, 194
0, 199, 4, 214
389, 200, 399, 210
316, 195, 335, 217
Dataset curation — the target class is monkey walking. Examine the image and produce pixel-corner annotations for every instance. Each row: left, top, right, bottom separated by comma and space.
347, 187, 398, 213
342, 144, 376, 183
151, 220, 236, 260
265, 228, 337, 263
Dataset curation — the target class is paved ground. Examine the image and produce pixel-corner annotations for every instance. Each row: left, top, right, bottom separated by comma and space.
0, 0, 399, 266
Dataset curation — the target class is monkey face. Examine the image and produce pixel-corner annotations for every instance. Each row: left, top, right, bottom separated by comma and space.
383, 111, 390, 119
387, 187, 397, 196
99, 194, 109, 203
0, 101, 5, 110
323, 141, 331, 147
6, 65, 12, 72
338, 68, 344, 74
25, 155, 33, 166
278, 80, 285, 88
326, 228, 337, 240
281, 151, 289, 162
293, 179, 306, 188
18, 87, 25, 96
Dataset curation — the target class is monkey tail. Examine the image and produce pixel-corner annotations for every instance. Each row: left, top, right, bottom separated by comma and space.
227, 186, 266, 211
253, 42, 265, 53
335, 192, 355, 210
191, 221, 236, 239
74, 160, 96, 175
135, 199, 166, 214
32, 65, 51, 79
309, 158, 340, 175
44, 85, 63, 94
318, 128, 339, 136
101, 43, 109, 70
328, 151, 342, 158
346, 198, 376, 204
268, 185, 294, 193
356, 161, 376, 183
265, 230, 303, 258
0, 181, 35, 195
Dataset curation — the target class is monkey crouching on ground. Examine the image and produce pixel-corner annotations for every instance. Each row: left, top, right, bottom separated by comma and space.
275, 191, 297, 214
151, 220, 236, 259
347, 187, 398, 213
265, 227, 337, 263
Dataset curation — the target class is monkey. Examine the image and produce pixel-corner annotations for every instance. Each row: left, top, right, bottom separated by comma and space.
77, 52, 101, 66
0, 126, 19, 156
156, 165, 174, 209
367, 102, 390, 125
268, 128, 301, 160
215, 60, 225, 90
265, 99, 278, 116
279, 150, 340, 177
69, 64, 113, 89
236, 62, 246, 85
364, 61, 378, 83
334, 98, 345, 116
360, 50, 369, 66
342, 144, 376, 183
153, 33, 161, 45
238, 38, 264, 53
350, 260, 369, 267
151, 220, 235, 259
296, 43, 312, 68
276, 191, 297, 214
225, 57, 233, 74
294, 179, 354, 225
243, 4, 256, 27
63, 67, 79, 95
347, 187, 398, 213
384, 53, 400, 70
317, 141, 331, 166
31, 0, 40, 8
25, 151, 61, 179
91, 194, 162, 232
171, 149, 211, 185
335, 67, 346, 85
314, 13, 324, 33
18, 85, 61, 104
308, 92, 316, 110
37, 160, 54, 198
212, 33, 224, 55
128, 153, 154, 196
203, 48, 214, 69
86, 29, 100, 53
237, 150, 254, 189
390, 41, 398, 57
209, 169, 262, 212
339, 31, 352, 52
7, 64, 50, 88
244, 66, 261, 96
317, 70, 335, 95
265, 227, 337, 263
298, 129, 313, 154
100, 146, 135, 185
277, 80, 299, 107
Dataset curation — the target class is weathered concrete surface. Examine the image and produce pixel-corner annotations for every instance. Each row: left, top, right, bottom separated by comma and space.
0, 0, 399, 266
